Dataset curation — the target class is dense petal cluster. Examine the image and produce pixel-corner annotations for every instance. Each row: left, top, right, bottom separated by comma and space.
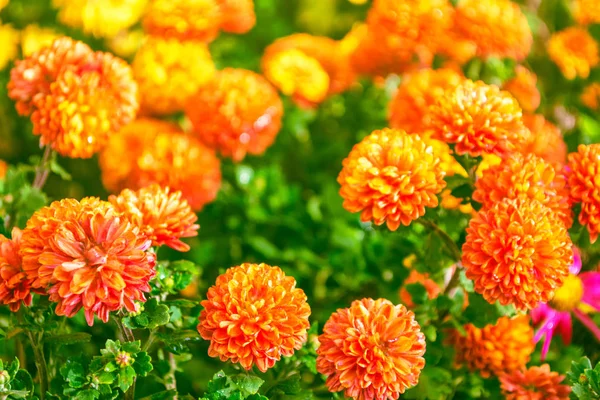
133, 36, 215, 115
500, 364, 571, 400
523, 114, 567, 166
450, 316, 534, 378
568, 144, 600, 243
338, 128, 446, 231
581, 83, 600, 111
198, 263, 310, 372
548, 27, 599, 80
462, 198, 573, 310
20, 198, 156, 325
388, 68, 464, 133
473, 153, 572, 226
503, 66, 541, 113
453, 0, 532, 61
399, 270, 440, 309
0, 228, 34, 312
316, 298, 426, 399
573, 0, 600, 26
52, 0, 148, 38
8, 37, 138, 158
99, 118, 221, 211
427, 79, 530, 157
186, 68, 284, 161
109, 184, 199, 252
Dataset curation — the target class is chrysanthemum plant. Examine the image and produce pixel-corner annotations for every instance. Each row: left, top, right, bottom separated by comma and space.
1, 0, 600, 399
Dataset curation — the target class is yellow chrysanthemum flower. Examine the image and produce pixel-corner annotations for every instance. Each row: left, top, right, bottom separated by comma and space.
20, 25, 61, 57
0, 24, 19, 70
106, 29, 145, 58
0, 0, 8, 11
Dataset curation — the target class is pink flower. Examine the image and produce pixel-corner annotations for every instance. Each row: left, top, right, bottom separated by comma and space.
532, 249, 600, 359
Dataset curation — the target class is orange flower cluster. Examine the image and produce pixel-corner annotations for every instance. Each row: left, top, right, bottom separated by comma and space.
399, 270, 441, 309
568, 144, 600, 243
20, 198, 156, 326
262, 34, 355, 106
462, 198, 573, 310
427, 79, 531, 157
473, 153, 572, 227
8, 37, 138, 158
548, 27, 599, 80
316, 298, 426, 399
186, 68, 284, 161
450, 316, 534, 378
109, 184, 199, 252
500, 364, 571, 400
0, 228, 34, 312
133, 36, 215, 115
143, 0, 255, 42
573, 0, 600, 26
503, 66, 541, 113
581, 83, 600, 110
198, 263, 311, 372
99, 118, 221, 211
388, 68, 464, 134
522, 114, 567, 166
338, 128, 446, 230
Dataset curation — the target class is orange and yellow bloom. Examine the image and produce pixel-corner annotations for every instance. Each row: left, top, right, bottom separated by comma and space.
503, 66, 541, 113
399, 270, 440, 309
581, 83, 600, 110
568, 144, 600, 243
338, 128, 446, 231
573, 0, 600, 26
522, 114, 567, 166
0, 228, 34, 312
317, 298, 426, 399
198, 263, 311, 372
500, 364, 570, 400
548, 27, 599, 80
462, 198, 573, 310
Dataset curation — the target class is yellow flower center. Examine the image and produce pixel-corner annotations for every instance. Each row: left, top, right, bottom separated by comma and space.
549, 274, 584, 312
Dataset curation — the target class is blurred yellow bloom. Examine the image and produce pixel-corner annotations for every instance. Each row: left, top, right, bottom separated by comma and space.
348, 0, 367, 3
0, 24, 19, 70
133, 36, 216, 115
0, 160, 7, 180
20, 25, 60, 57
581, 83, 600, 110
573, 0, 600, 25
106, 29, 145, 58
53, 0, 148, 38
548, 27, 599, 80
476, 154, 502, 178
0, 0, 8, 10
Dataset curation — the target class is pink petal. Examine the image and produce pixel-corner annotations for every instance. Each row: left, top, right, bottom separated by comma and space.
574, 308, 600, 342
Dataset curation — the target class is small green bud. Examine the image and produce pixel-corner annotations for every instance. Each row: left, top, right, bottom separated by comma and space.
0, 370, 10, 385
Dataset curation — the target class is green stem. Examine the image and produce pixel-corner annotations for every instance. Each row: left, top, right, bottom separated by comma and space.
33, 146, 53, 190
142, 329, 157, 353
114, 317, 136, 400
165, 353, 178, 397
416, 219, 462, 262
26, 330, 48, 400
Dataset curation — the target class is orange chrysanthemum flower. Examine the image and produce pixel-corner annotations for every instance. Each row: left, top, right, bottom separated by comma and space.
399, 270, 441, 309
0, 228, 34, 312
219, 0, 256, 34
133, 36, 215, 116
573, 0, 600, 26
109, 184, 199, 252
99, 118, 221, 211
198, 263, 311, 372
186, 68, 284, 161
0, 160, 7, 180
568, 144, 600, 243
500, 364, 571, 400
473, 153, 572, 227
20, 198, 156, 325
388, 68, 464, 134
453, 0, 532, 61
503, 66, 541, 113
316, 298, 426, 399
450, 316, 534, 378
581, 83, 600, 110
522, 114, 567, 166
427, 79, 531, 157
8, 37, 138, 158
338, 128, 447, 231
462, 198, 573, 310
548, 27, 599, 80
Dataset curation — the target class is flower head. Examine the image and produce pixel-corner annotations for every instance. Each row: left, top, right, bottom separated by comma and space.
99, 118, 221, 211
473, 153, 572, 227
450, 316, 534, 378
20, 198, 156, 325
532, 250, 600, 359
186, 68, 283, 161
317, 298, 426, 399
109, 184, 199, 252
219, 0, 256, 34
198, 263, 311, 372
399, 270, 440, 309
52, 0, 148, 38
581, 83, 600, 111
9, 37, 138, 158
523, 114, 567, 166
500, 364, 571, 400
388, 68, 464, 134
503, 66, 540, 113
453, 0, 532, 61
427, 79, 530, 157
20, 25, 61, 57
573, 0, 600, 25
0, 160, 7, 180
338, 128, 446, 231
0, 228, 34, 312
548, 27, 599, 80
568, 144, 600, 243
0, 24, 19, 71
462, 198, 573, 310
133, 36, 215, 116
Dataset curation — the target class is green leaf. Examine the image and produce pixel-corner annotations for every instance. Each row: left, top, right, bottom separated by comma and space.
118, 366, 136, 392
45, 333, 92, 345
450, 183, 473, 200
123, 299, 170, 329
230, 375, 264, 395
